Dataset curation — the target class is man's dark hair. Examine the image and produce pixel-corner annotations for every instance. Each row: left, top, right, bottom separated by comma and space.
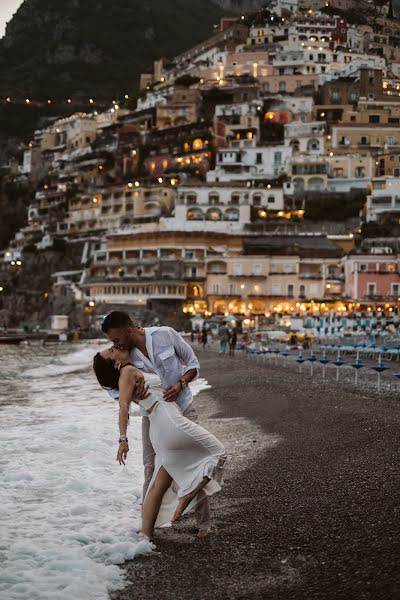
101, 311, 134, 333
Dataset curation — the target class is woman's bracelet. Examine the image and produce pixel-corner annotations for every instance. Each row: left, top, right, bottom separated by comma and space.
119, 435, 128, 443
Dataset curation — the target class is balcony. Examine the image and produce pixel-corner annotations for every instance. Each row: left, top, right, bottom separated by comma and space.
299, 273, 322, 279
228, 273, 267, 279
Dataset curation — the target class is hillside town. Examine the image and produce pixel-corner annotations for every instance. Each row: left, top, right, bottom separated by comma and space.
1, 0, 400, 332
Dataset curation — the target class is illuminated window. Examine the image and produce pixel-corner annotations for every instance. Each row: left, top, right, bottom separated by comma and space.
162, 159, 169, 169
192, 138, 203, 151
387, 264, 395, 272
183, 142, 190, 152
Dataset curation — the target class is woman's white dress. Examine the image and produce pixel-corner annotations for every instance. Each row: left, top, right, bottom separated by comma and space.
139, 374, 226, 527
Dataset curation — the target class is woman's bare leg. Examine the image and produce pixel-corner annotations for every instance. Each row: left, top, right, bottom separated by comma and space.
172, 476, 210, 523
141, 466, 173, 539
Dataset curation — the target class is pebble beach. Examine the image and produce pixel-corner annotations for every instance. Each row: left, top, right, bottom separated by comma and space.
112, 347, 400, 600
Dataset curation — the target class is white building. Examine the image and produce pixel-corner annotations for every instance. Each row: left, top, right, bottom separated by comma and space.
163, 183, 289, 231
365, 177, 400, 222
207, 145, 291, 182
269, 0, 299, 16
284, 120, 325, 155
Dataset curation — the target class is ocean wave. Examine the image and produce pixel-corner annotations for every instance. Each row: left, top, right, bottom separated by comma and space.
23, 347, 99, 378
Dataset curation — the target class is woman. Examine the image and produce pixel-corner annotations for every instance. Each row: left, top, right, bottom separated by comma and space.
201, 323, 208, 350
93, 346, 226, 541
228, 327, 237, 357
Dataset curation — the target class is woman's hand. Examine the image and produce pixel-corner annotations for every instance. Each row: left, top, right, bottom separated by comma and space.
117, 441, 129, 465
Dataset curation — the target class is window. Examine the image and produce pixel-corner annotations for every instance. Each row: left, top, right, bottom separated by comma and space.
369, 115, 380, 123
386, 136, 397, 146
271, 283, 282, 295
256, 153, 263, 164
253, 194, 262, 207
213, 283, 221, 294
229, 283, 236, 295
331, 91, 340, 102
233, 263, 242, 276
253, 263, 262, 275
268, 196, 275, 204
279, 81, 286, 93
231, 194, 240, 205
359, 264, 368, 272
209, 193, 219, 206
299, 284, 306, 298
355, 167, 365, 178
360, 136, 369, 145
367, 283, 376, 296
391, 283, 400, 296
274, 152, 282, 165
287, 284, 294, 297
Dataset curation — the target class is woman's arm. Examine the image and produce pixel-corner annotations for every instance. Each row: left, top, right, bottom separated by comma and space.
116, 367, 141, 465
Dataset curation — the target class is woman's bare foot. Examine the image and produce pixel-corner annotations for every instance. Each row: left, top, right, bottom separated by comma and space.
172, 491, 197, 522
197, 527, 210, 539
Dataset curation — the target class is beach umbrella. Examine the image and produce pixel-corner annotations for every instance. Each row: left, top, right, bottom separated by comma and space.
333, 350, 345, 381
381, 310, 387, 332
393, 307, 399, 332
350, 350, 365, 386
318, 350, 330, 379
307, 352, 317, 376
371, 354, 390, 392
296, 351, 306, 373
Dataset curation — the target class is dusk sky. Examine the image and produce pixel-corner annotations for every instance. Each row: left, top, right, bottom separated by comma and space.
0, 0, 23, 38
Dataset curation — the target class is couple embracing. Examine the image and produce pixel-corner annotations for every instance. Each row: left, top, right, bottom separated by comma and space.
93, 311, 226, 542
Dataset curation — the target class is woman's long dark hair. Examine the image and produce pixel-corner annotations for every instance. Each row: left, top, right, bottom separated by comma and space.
93, 352, 120, 389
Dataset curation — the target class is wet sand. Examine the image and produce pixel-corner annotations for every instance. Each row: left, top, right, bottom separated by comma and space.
112, 349, 400, 600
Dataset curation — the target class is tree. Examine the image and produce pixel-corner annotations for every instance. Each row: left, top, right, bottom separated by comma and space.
359, 0, 390, 21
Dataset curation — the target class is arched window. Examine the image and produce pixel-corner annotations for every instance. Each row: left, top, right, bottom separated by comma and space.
224, 208, 239, 221
192, 138, 204, 151
206, 207, 222, 221
307, 138, 320, 152
187, 207, 204, 220
209, 193, 220, 206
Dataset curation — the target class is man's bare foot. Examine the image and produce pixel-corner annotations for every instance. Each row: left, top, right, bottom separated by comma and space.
172, 491, 197, 522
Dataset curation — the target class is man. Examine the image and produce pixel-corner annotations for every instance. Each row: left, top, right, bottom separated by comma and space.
101, 310, 211, 538
218, 322, 229, 354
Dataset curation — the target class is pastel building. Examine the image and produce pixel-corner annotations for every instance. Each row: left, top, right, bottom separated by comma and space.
343, 250, 400, 301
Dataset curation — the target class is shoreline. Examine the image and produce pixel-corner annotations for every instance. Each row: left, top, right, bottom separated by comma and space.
112, 349, 400, 600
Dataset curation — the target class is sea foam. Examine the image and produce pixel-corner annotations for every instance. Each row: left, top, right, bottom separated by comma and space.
0, 344, 209, 600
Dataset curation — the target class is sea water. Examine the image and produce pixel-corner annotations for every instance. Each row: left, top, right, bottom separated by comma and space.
0, 342, 210, 600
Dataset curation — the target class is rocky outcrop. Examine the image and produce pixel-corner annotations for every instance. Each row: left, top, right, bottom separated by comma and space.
0, 0, 225, 100
212, 0, 271, 13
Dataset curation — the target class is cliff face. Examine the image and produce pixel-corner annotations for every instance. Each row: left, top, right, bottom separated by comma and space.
0, 0, 225, 100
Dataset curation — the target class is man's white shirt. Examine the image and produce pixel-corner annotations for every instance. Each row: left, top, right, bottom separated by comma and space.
107, 326, 200, 416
